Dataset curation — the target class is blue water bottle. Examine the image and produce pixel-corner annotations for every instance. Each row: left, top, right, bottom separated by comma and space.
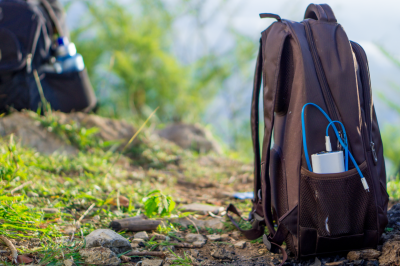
54, 37, 85, 73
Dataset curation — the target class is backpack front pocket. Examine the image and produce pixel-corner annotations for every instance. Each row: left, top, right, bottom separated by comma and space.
31, 69, 96, 113
298, 161, 378, 256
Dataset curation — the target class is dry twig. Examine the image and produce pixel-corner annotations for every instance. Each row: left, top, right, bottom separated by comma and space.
185, 217, 199, 234
0, 236, 18, 263
10, 181, 32, 195
78, 203, 96, 223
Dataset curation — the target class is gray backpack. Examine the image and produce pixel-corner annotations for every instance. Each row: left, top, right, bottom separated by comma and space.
0, 0, 96, 113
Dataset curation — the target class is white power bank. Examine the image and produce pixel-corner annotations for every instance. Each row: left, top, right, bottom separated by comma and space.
311, 151, 345, 174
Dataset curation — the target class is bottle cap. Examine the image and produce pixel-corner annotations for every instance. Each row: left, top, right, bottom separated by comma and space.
57, 37, 69, 46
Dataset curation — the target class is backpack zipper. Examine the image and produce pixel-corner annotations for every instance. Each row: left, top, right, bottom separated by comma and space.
350, 42, 377, 164
303, 20, 340, 122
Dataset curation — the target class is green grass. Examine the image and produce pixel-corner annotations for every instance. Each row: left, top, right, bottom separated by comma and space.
0, 111, 190, 261
0, 110, 255, 264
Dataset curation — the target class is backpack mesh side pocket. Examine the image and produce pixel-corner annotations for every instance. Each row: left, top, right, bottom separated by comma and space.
299, 161, 377, 238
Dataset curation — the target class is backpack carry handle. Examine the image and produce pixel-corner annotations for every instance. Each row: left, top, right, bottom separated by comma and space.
304, 3, 337, 23
260, 13, 282, 22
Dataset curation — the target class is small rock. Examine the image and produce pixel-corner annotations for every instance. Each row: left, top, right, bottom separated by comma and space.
193, 241, 206, 248
272, 258, 280, 265
234, 241, 246, 249
63, 259, 75, 266
165, 256, 175, 264
231, 231, 241, 239
79, 247, 120, 265
134, 231, 149, 241
258, 248, 268, 255
379, 238, 400, 266
211, 248, 234, 260
161, 245, 176, 252
120, 255, 130, 262
220, 234, 230, 241
131, 242, 140, 248
142, 259, 164, 266
93, 215, 100, 221
85, 229, 132, 254
190, 249, 200, 257
185, 233, 206, 243
149, 233, 168, 241
353, 259, 363, 265
42, 208, 59, 214
180, 203, 223, 215
27, 191, 38, 197
347, 249, 381, 261
131, 238, 145, 243
207, 234, 222, 241
205, 218, 224, 230
364, 260, 379, 266
387, 203, 400, 228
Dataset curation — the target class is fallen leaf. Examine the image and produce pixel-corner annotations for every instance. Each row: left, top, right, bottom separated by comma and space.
109, 196, 130, 207
39, 224, 48, 229
17, 255, 33, 264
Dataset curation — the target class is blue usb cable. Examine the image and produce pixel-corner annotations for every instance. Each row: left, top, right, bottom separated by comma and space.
301, 103, 369, 191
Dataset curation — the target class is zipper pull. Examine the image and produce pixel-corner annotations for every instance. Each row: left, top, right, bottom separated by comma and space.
370, 142, 378, 165
26, 54, 32, 73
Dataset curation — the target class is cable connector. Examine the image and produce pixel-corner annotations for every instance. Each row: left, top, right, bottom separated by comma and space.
361, 177, 370, 192
325, 136, 332, 152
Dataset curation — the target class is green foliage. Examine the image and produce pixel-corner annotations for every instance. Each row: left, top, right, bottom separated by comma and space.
33, 112, 105, 150
72, 0, 230, 121
0, 195, 60, 240
377, 45, 400, 179
37, 240, 85, 265
143, 189, 176, 218
0, 110, 183, 247
0, 136, 27, 182
126, 134, 184, 168
167, 249, 193, 266
387, 174, 400, 200
381, 123, 400, 176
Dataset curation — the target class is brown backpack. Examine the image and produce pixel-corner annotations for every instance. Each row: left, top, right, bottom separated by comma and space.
227, 3, 389, 263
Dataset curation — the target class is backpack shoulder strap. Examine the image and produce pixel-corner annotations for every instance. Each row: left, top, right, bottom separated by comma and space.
254, 19, 289, 235
253, 20, 291, 261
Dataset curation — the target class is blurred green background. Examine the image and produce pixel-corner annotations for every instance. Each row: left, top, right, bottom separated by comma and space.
63, 0, 400, 187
